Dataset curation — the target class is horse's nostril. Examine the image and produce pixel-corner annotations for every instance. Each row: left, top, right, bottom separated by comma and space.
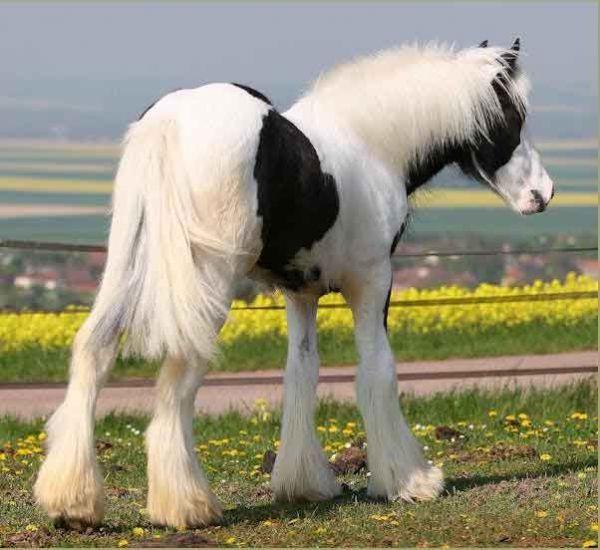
530, 190, 546, 212
530, 190, 544, 205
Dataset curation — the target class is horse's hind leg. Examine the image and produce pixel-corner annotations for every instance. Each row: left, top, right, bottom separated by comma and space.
145, 356, 222, 528
34, 311, 120, 528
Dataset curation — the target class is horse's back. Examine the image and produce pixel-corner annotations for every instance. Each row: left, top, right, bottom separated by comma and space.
140, 83, 271, 178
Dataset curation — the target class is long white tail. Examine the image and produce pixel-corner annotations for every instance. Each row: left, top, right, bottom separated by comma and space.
90, 117, 234, 363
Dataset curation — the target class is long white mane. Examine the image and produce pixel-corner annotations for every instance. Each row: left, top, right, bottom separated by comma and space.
299, 43, 531, 171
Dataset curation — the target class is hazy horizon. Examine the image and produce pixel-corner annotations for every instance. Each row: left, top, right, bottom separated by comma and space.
0, 2, 597, 141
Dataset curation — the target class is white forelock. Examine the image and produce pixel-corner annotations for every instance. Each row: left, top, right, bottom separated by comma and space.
299, 42, 530, 172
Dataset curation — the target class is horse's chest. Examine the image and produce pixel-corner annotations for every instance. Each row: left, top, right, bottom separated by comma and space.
252, 108, 340, 291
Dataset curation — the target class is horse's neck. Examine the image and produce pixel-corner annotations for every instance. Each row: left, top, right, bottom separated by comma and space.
405, 140, 468, 195
286, 96, 470, 196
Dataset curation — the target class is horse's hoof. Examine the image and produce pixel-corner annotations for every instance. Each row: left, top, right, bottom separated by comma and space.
53, 516, 98, 532
367, 466, 444, 502
147, 489, 223, 529
402, 466, 444, 501
271, 471, 342, 503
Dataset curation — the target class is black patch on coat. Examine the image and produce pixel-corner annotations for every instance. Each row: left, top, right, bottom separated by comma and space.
390, 222, 407, 255
254, 109, 340, 290
406, 141, 470, 195
459, 76, 525, 179
307, 265, 322, 282
231, 83, 273, 105
406, 72, 525, 195
138, 100, 159, 121
383, 276, 393, 331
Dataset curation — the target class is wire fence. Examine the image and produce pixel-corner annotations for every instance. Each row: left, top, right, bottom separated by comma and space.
1, 291, 596, 315
0, 238, 597, 315
0, 238, 597, 258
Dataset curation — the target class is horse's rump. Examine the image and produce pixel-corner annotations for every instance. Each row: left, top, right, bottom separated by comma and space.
91, 85, 266, 362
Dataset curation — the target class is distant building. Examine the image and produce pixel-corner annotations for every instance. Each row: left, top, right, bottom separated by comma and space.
14, 272, 59, 290
575, 258, 600, 279
64, 268, 98, 293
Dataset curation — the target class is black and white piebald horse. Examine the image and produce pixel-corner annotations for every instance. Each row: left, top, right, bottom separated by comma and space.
35, 39, 554, 528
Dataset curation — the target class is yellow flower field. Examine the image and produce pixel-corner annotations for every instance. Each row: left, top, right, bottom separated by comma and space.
0, 273, 596, 353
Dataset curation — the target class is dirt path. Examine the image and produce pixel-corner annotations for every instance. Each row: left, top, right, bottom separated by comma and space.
0, 351, 596, 419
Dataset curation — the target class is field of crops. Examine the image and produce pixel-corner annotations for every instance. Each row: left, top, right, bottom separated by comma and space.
0, 138, 596, 242
0, 274, 596, 383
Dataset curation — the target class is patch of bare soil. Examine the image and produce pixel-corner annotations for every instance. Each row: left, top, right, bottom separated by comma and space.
261, 450, 276, 474
96, 439, 114, 454
331, 446, 367, 475
261, 439, 369, 478
435, 425, 465, 441
137, 532, 216, 547
4, 528, 53, 548
455, 443, 538, 463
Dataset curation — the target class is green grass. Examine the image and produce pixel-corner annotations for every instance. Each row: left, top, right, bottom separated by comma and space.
0, 215, 110, 244
0, 319, 596, 383
412, 206, 597, 236
0, 381, 596, 547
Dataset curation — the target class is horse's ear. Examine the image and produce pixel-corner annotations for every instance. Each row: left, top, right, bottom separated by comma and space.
501, 37, 520, 74
479, 40, 489, 48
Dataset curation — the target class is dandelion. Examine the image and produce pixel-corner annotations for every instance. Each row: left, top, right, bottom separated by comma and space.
117, 540, 129, 547
582, 540, 598, 548
225, 536, 237, 544
540, 453, 552, 461
535, 511, 549, 518
25, 524, 38, 532
132, 527, 145, 537
571, 412, 589, 420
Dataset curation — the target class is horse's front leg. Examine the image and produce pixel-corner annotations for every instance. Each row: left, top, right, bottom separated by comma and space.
345, 262, 443, 501
271, 294, 341, 502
